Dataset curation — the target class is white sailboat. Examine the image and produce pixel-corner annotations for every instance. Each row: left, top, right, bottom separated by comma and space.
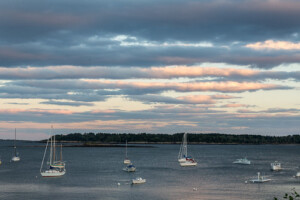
123, 163, 136, 172
40, 127, 66, 177
11, 128, 20, 162
178, 133, 197, 167
124, 140, 131, 164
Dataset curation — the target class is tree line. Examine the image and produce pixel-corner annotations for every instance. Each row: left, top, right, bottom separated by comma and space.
50, 132, 300, 144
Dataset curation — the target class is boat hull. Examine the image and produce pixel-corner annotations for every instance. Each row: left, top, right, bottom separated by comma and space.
180, 161, 197, 167
132, 178, 146, 184
250, 179, 271, 183
271, 166, 282, 171
233, 158, 251, 165
233, 161, 251, 165
123, 167, 136, 172
41, 170, 66, 177
12, 156, 20, 162
124, 159, 131, 164
270, 162, 282, 171
178, 158, 186, 163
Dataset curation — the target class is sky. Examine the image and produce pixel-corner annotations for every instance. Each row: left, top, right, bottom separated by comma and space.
0, 0, 300, 140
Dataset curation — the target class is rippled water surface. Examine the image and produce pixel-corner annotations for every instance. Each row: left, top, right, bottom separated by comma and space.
1, 141, 300, 200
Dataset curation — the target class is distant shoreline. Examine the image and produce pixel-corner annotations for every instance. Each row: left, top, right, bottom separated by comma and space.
3, 132, 300, 145
4, 141, 300, 148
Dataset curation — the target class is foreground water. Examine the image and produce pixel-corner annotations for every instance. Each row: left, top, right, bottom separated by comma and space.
1, 141, 300, 200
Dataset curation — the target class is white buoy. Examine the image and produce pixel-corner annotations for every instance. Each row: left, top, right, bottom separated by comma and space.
117, 182, 121, 186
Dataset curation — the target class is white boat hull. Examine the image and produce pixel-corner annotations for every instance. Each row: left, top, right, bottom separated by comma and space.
270, 162, 282, 171
123, 167, 136, 172
233, 158, 250, 165
124, 159, 131, 164
296, 172, 300, 177
178, 158, 186, 163
12, 156, 20, 162
41, 169, 66, 177
180, 161, 197, 167
132, 178, 146, 184
271, 165, 282, 171
250, 179, 271, 183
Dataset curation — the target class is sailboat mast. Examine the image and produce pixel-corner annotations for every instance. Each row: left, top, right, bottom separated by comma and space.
59, 134, 62, 162
50, 128, 53, 165
53, 133, 56, 162
125, 140, 128, 158
184, 133, 187, 157
14, 128, 17, 156
40, 137, 50, 173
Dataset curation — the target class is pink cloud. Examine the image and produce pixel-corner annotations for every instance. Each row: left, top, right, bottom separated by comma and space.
0, 108, 74, 115
245, 40, 300, 50
88, 80, 284, 92
148, 66, 259, 78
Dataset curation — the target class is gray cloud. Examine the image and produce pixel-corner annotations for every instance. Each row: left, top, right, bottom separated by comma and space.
1, 66, 300, 81
0, 0, 300, 67
40, 100, 94, 107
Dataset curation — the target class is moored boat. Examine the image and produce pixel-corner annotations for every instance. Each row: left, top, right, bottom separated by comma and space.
123, 163, 136, 172
250, 172, 271, 183
271, 161, 282, 171
40, 127, 66, 177
233, 158, 251, 165
11, 128, 20, 162
124, 140, 131, 164
178, 133, 197, 167
132, 177, 146, 184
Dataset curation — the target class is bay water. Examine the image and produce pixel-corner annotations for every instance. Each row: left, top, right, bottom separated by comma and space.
1, 141, 300, 199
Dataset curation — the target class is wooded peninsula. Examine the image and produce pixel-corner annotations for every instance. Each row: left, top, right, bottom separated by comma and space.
52, 133, 300, 145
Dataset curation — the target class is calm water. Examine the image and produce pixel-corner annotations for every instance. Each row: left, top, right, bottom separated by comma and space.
1, 141, 300, 200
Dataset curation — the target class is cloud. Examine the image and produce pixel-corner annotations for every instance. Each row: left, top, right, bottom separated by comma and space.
245, 40, 300, 50
40, 100, 94, 107
0, 108, 74, 115
0, 0, 300, 139
222, 103, 250, 108
14, 79, 289, 93
129, 94, 236, 105
1, 66, 300, 81
0, 1, 300, 68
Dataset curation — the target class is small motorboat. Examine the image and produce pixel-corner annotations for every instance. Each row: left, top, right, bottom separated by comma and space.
233, 158, 251, 165
132, 177, 146, 184
295, 172, 300, 177
271, 161, 282, 171
250, 172, 271, 183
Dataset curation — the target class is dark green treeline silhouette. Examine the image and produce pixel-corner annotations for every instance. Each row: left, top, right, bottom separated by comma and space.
51, 133, 300, 144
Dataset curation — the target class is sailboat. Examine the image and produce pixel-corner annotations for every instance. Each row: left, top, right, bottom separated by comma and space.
124, 140, 131, 164
123, 163, 136, 172
178, 133, 197, 167
40, 127, 66, 177
11, 128, 20, 162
